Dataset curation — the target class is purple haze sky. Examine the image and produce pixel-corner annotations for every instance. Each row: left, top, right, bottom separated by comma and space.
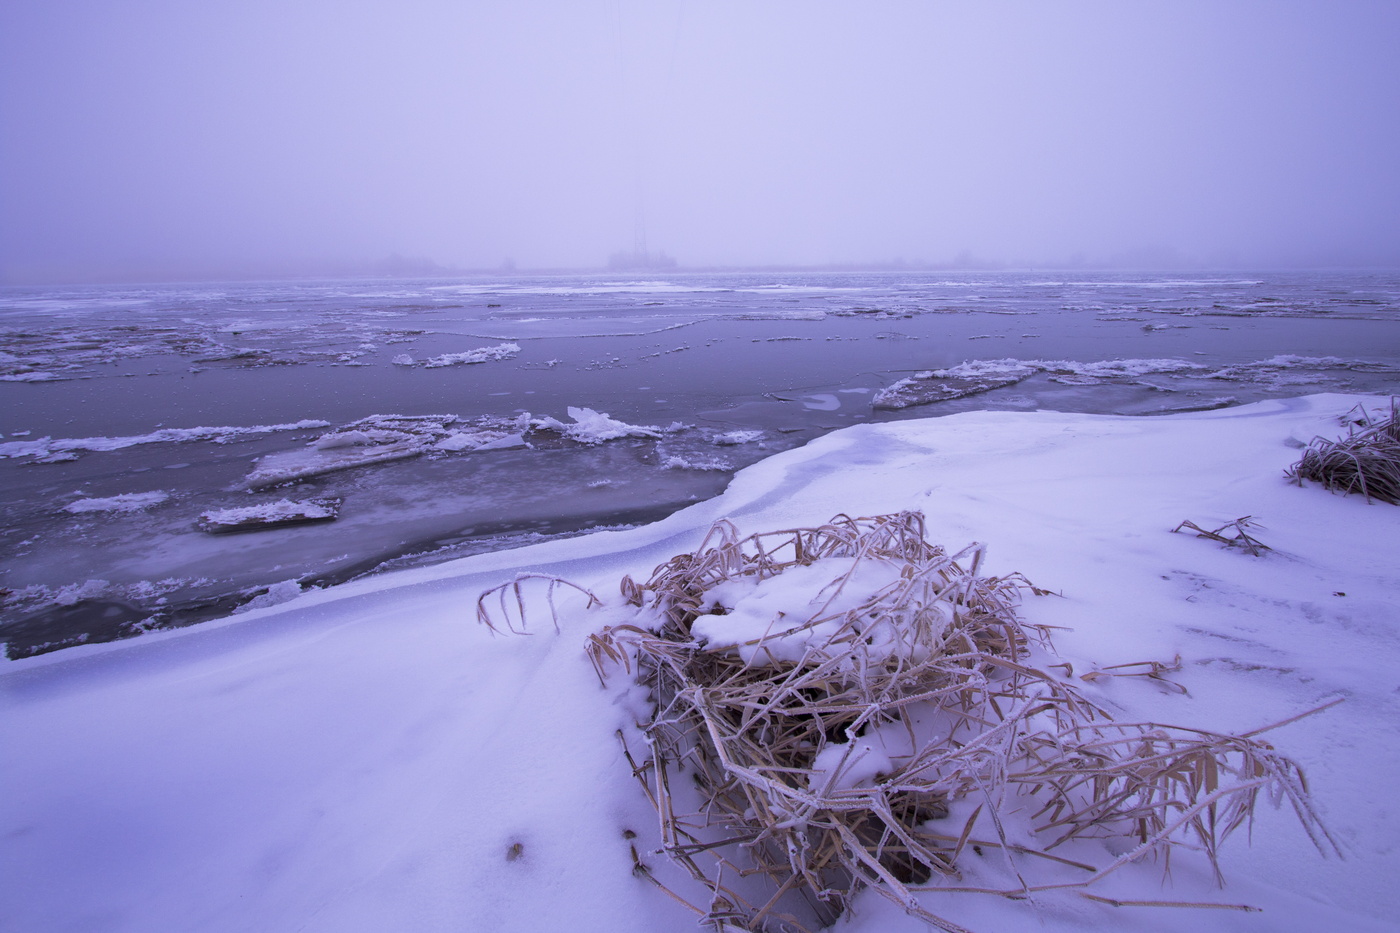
2, 1, 1398, 282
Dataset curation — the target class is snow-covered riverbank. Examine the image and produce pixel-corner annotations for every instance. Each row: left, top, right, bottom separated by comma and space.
3, 394, 1398, 932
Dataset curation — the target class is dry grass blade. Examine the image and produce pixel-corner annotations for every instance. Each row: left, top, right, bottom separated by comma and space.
1172, 517, 1270, 556
1286, 398, 1400, 504
480, 512, 1336, 932
475, 573, 599, 634
1080, 656, 1187, 694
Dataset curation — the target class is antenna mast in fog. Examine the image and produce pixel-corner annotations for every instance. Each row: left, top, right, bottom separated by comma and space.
607, 2, 680, 273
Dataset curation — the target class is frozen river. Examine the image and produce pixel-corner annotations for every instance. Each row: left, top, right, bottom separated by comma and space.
3, 270, 1398, 657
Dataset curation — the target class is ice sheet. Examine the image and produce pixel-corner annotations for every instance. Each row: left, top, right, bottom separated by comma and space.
3, 271, 1398, 663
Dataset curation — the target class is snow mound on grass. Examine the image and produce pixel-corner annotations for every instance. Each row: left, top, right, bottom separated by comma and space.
691, 557, 913, 664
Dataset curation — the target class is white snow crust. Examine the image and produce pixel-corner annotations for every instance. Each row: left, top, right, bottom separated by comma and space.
4, 394, 1399, 933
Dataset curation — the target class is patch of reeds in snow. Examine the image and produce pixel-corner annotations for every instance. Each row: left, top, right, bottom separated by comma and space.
478, 512, 1336, 933
1287, 398, 1400, 504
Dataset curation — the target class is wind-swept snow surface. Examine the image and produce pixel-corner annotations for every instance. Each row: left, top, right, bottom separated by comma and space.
2, 395, 1398, 933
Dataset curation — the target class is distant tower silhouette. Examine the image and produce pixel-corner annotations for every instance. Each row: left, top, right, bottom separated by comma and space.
609, 210, 676, 272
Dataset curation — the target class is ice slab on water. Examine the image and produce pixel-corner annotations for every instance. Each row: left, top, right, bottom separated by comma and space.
873, 360, 1043, 409
420, 342, 520, 367
243, 407, 673, 488
246, 441, 428, 489
433, 431, 528, 452
0, 420, 331, 463
873, 355, 1400, 410
711, 430, 764, 446
535, 406, 666, 444
199, 498, 341, 533
63, 491, 170, 514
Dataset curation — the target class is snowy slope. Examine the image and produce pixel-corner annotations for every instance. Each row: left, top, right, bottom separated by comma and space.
3, 394, 1398, 933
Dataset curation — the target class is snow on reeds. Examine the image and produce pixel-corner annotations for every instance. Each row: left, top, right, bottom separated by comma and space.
1287, 398, 1400, 504
479, 512, 1336, 933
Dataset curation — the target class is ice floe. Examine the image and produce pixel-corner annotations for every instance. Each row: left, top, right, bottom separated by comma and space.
660, 453, 732, 471
231, 579, 318, 613
531, 407, 666, 444
710, 429, 764, 446
801, 393, 842, 411
0, 420, 331, 463
245, 439, 429, 489
0, 371, 70, 382
433, 431, 529, 452
420, 342, 521, 367
63, 491, 170, 514
239, 408, 677, 488
873, 359, 1044, 408
874, 356, 1400, 410
198, 498, 341, 533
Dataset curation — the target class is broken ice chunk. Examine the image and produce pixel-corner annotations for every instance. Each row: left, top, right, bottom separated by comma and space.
198, 497, 342, 534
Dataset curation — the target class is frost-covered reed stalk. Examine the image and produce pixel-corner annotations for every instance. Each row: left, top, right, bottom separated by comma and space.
1287, 398, 1400, 504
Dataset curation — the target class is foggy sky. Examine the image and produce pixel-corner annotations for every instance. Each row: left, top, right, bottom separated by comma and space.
2, 1, 1398, 282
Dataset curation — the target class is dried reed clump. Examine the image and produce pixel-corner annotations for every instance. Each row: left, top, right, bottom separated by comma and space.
1286, 398, 1400, 504
479, 512, 1335, 933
